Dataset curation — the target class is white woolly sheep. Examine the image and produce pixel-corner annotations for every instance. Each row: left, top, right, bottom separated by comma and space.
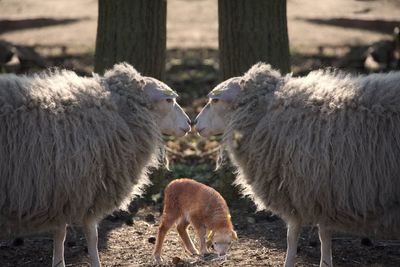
195, 63, 400, 267
0, 63, 191, 267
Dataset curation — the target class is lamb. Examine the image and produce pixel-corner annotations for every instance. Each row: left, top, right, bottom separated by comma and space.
0, 62, 191, 267
153, 178, 237, 262
194, 62, 400, 267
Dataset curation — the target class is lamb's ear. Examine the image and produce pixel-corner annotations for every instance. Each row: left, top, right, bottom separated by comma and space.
143, 77, 178, 102
208, 77, 241, 103
207, 230, 214, 242
231, 230, 238, 241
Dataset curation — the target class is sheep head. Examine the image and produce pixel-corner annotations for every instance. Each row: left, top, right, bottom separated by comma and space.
195, 77, 241, 137
144, 77, 191, 137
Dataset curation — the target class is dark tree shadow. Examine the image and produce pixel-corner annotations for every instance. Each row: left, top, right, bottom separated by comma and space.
237, 215, 400, 267
299, 17, 400, 34
0, 203, 141, 266
0, 17, 89, 34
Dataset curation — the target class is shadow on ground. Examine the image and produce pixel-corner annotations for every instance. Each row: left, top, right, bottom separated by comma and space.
0, 17, 89, 34
299, 17, 400, 34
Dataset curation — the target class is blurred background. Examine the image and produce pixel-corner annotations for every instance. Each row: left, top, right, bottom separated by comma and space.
1, 0, 400, 266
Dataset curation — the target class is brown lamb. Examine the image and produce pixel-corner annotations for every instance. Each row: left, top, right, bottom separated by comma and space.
153, 178, 237, 262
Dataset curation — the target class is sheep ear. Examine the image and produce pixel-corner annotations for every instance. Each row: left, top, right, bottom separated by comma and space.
231, 230, 238, 240
208, 77, 241, 103
207, 230, 214, 242
143, 77, 178, 102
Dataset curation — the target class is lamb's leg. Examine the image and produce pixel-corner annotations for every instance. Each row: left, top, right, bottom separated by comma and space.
318, 225, 332, 267
176, 218, 199, 256
83, 218, 101, 267
153, 214, 176, 262
194, 225, 208, 256
284, 219, 301, 267
52, 224, 67, 267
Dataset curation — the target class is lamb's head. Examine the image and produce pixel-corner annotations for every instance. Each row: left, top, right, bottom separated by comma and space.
194, 77, 241, 137
143, 77, 191, 137
208, 228, 238, 257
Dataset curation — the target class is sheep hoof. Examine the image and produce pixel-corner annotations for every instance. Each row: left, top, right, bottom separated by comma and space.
200, 249, 209, 256
172, 256, 182, 265
153, 255, 162, 264
186, 249, 199, 257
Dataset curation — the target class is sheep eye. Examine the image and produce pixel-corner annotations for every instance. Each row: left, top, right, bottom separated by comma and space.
166, 98, 173, 103
211, 98, 219, 103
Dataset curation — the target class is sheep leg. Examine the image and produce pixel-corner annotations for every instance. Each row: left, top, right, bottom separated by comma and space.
153, 214, 176, 262
83, 218, 101, 267
176, 218, 199, 256
318, 225, 332, 267
52, 224, 67, 267
284, 220, 301, 267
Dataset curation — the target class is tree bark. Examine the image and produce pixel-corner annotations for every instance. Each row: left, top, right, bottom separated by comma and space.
218, 0, 290, 80
95, 0, 167, 80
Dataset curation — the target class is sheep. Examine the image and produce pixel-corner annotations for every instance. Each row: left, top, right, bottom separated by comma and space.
0, 62, 191, 267
195, 62, 400, 267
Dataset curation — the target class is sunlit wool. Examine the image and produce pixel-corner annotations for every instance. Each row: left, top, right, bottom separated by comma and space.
0, 63, 162, 236
224, 63, 400, 237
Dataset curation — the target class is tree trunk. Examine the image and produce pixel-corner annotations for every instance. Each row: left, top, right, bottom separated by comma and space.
95, 0, 167, 80
218, 0, 290, 80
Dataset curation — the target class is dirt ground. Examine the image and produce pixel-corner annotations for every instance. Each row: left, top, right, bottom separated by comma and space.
1, 205, 400, 267
1, 0, 400, 266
